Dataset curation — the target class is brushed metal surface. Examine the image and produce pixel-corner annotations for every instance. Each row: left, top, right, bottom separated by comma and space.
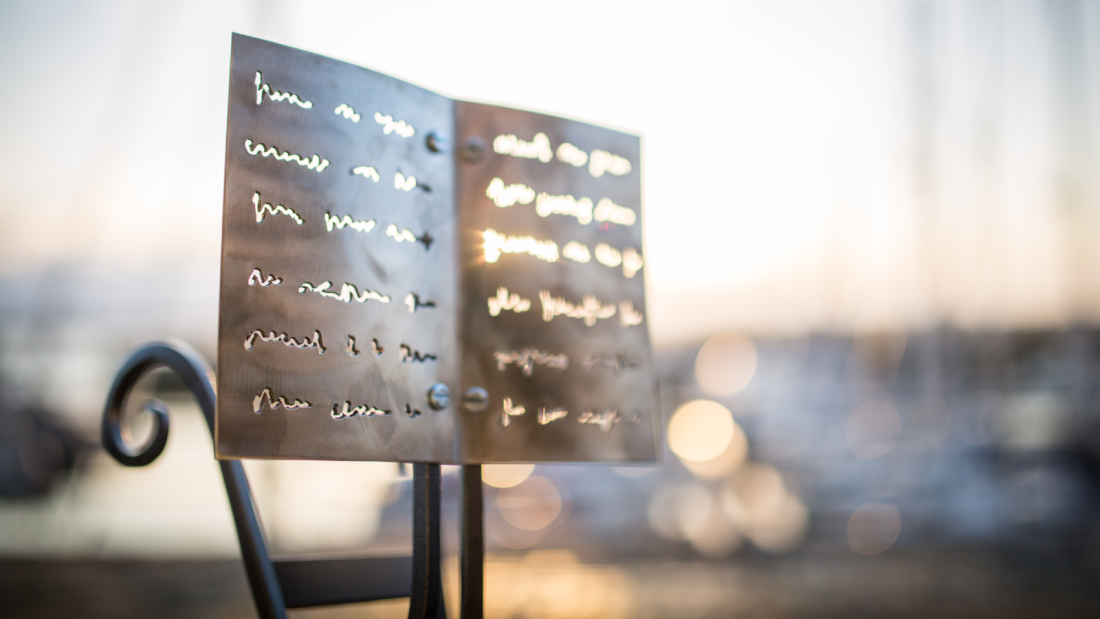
217, 34, 458, 462
455, 102, 658, 463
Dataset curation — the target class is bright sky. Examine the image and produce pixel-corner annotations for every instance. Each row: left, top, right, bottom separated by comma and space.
1, 0, 1097, 345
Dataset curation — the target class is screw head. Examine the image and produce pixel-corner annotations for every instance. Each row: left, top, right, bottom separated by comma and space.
463, 387, 489, 413
459, 136, 486, 163
427, 383, 450, 411
426, 131, 449, 153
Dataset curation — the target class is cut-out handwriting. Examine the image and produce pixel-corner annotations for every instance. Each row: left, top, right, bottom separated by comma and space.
253, 192, 304, 224
352, 166, 380, 182
595, 244, 644, 278
538, 290, 617, 326
375, 112, 415, 138
252, 388, 311, 414
334, 103, 360, 122
494, 133, 552, 162
583, 353, 639, 372
593, 198, 636, 226
248, 268, 282, 287
562, 241, 591, 264
494, 348, 569, 376
483, 229, 558, 263
332, 401, 390, 420
244, 329, 326, 354
372, 339, 384, 355
386, 224, 432, 249
400, 344, 437, 363
501, 397, 526, 427
486, 178, 535, 208
538, 407, 569, 425
394, 172, 417, 192
578, 408, 622, 432
299, 281, 391, 304
245, 139, 329, 172
619, 301, 644, 326
595, 243, 621, 268
622, 247, 644, 278
589, 149, 632, 178
556, 143, 588, 167
488, 287, 531, 316
255, 71, 313, 109
404, 404, 421, 418
404, 292, 436, 313
346, 336, 360, 357
537, 193, 593, 225
325, 213, 376, 233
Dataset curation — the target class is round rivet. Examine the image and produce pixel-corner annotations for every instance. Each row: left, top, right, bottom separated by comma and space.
427, 383, 450, 411
463, 387, 489, 413
426, 131, 449, 153
459, 136, 486, 163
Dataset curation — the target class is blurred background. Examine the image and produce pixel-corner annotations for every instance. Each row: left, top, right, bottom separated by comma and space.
2, 0, 1100, 617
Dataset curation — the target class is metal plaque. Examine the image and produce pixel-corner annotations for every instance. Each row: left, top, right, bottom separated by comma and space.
217, 34, 656, 463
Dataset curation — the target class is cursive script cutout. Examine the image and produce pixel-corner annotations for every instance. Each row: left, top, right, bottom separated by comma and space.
619, 301, 644, 326
538, 407, 569, 425
394, 172, 417, 192
562, 241, 591, 264
375, 112, 415, 137
556, 143, 588, 167
244, 139, 329, 172
352, 166, 380, 182
331, 402, 390, 420
372, 338, 384, 356
325, 213, 376, 233
501, 397, 526, 427
253, 192, 304, 224
583, 353, 639, 372
539, 290, 617, 326
577, 408, 622, 432
244, 329, 326, 354
399, 344, 436, 363
299, 281, 391, 304
494, 349, 569, 376
488, 287, 531, 316
588, 149, 632, 178
346, 336, 360, 357
255, 71, 312, 108
483, 229, 558, 263
404, 292, 436, 313
334, 103, 360, 122
486, 178, 535, 208
253, 388, 312, 414
494, 133, 552, 162
248, 268, 282, 287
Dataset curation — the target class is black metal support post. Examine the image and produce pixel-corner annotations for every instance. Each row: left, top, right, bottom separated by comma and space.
409, 463, 446, 619
460, 465, 484, 619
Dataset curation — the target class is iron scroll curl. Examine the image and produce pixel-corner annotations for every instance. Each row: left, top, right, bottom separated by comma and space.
101, 340, 217, 467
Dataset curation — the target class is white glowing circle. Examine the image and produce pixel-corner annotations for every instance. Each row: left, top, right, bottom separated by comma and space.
482, 463, 535, 488
668, 400, 735, 463
847, 502, 901, 555
694, 334, 758, 397
680, 417, 748, 479
496, 476, 563, 531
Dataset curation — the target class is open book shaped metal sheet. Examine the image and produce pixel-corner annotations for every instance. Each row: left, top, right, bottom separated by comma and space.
217, 34, 656, 463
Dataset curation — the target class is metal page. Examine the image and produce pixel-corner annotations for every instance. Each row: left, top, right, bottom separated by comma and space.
455, 102, 658, 463
217, 35, 458, 461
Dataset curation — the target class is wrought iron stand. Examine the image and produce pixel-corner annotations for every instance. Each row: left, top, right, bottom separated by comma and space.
102, 340, 483, 619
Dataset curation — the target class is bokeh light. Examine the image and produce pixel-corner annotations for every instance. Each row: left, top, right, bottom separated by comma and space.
721, 464, 808, 554
846, 400, 901, 460
496, 476, 563, 531
668, 400, 735, 463
694, 334, 758, 397
847, 502, 901, 555
680, 417, 748, 480
483, 463, 535, 488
